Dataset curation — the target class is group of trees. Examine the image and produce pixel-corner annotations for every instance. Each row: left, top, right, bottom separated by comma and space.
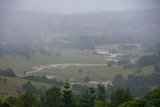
0, 81, 160, 107
112, 64, 160, 97
137, 54, 160, 68
0, 68, 16, 77
118, 45, 137, 51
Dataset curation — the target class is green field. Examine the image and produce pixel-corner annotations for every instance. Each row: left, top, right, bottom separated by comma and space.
34, 65, 154, 82
0, 44, 152, 77
0, 49, 106, 77
0, 44, 154, 97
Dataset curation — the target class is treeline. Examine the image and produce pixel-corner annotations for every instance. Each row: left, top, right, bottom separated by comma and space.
0, 81, 159, 107
25, 75, 63, 87
109, 54, 160, 97
0, 43, 50, 59
137, 54, 160, 68
0, 68, 16, 77
52, 35, 137, 51
112, 64, 160, 97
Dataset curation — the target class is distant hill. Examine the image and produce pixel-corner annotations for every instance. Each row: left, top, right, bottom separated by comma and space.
0, 9, 159, 53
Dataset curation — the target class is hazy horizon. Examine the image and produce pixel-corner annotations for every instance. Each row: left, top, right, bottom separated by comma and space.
0, 0, 160, 14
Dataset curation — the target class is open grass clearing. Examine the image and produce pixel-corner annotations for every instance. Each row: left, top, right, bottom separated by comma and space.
35, 65, 154, 82
0, 49, 106, 77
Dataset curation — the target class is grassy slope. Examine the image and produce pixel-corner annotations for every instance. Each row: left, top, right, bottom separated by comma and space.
36, 65, 154, 82
0, 76, 50, 98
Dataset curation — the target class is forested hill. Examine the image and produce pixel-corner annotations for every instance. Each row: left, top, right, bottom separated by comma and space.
0, 9, 160, 54
0, 9, 160, 41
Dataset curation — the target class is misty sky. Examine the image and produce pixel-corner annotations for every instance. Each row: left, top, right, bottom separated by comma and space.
0, 0, 160, 14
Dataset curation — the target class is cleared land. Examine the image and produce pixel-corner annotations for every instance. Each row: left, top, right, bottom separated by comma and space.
32, 65, 153, 82
0, 44, 154, 97
0, 44, 152, 79
0, 49, 106, 77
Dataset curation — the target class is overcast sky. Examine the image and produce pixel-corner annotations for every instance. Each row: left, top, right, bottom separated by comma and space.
0, 0, 160, 14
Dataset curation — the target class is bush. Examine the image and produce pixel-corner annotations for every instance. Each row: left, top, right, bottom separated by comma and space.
55, 52, 61, 57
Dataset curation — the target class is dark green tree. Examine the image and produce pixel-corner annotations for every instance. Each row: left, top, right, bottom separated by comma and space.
4, 96, 17, 107
145, 88, 160, 107
111, 88, 133, 107
80, 87, 95, 107
113, 74, 124, 87
42, 86, 61, 107
16, 91, 37, 107
0, 100, 2, 107
22, 81, 37, 94
97, 84, 106, 101
94, 100, 110, 107
61, 81, 74, 107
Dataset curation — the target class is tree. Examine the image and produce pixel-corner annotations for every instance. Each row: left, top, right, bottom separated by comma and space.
154, 65, 160, 74
79, 36, 95, 51
62, 81, 74, 107
137, 55, 160, 68
144, 88, 160, 107
84, 76, 90, 83
107, 61, 113, 67
6, 68, 15, 76
136, 69, 142, 74
22, 81, 37, 94
95, 100, 110, 107
42, 86, 61, 107
113, 74, 124, 86
78, 69, 83, 73
97, 84, 106, 101
16, 91, 37, 107
119, 101, 135, 107
117, 59, 130, 65
111, 88, 133, 107
0, 100, 2, 107
0, 68, 16, 77
80, 87, 95, 107
4, 96, 17, 107
135, 98, 149, 107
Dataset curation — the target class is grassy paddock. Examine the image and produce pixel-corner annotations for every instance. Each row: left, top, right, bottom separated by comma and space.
0, 76, 50, 98
0, 49, 106, 76
0, 44, 153, 78
35, 65, 154, 82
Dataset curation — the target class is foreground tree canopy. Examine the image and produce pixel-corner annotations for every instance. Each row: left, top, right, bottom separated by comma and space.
0, 82, 159, 107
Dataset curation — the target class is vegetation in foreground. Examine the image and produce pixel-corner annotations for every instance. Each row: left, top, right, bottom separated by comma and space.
0, 81, 160, 107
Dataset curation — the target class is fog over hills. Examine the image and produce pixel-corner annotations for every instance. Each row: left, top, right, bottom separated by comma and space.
0, 0, 160, 54
0, 1, 160, 104
0, 9, 160, 41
